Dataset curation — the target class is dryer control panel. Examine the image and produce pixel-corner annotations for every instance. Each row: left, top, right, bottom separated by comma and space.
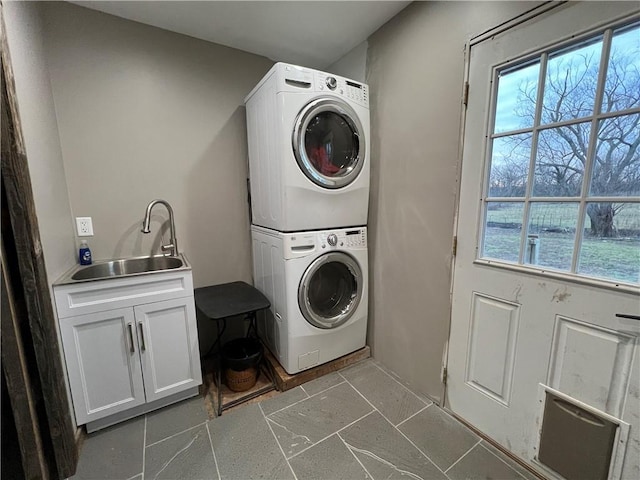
267, 63, 369, 109
315, 72, 369, 108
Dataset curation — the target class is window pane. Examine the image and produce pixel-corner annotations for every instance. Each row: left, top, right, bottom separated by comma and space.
542, 38, 603, 124
533, 123, 590, 197
601, 23, 640, 113
526, 203, 579, 271
489, 134, 532, 197
590, 113, 640, 196
482, 202, 524, 262
494, 62, 540, 133
578, 203, 640, 283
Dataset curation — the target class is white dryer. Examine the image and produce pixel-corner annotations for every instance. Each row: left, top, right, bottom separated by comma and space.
252, 225, 368, 374
245, 63, 370, 232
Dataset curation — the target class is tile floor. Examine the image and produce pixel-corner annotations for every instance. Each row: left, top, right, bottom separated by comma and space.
70, 359, 540, 480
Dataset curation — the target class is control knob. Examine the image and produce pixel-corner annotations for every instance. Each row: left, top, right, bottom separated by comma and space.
326, 77, 337, 90
327, 234, 338, 246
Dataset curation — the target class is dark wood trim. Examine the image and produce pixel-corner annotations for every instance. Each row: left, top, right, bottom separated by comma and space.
1, 6, 78, 478
264, 345, 371, 392
1, 248, 50, 480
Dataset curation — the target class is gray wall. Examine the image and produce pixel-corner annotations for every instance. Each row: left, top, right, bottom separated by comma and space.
4, 0, 79, 429
41, 2, 274, 289
366, 1, 542, 402
326, 41, 368, 83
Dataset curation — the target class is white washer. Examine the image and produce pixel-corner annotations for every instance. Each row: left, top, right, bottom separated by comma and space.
251, 225, 368, 374
245, 63, 370, 232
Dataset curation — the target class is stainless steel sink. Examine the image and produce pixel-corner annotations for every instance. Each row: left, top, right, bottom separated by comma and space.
58, 254, 189, 283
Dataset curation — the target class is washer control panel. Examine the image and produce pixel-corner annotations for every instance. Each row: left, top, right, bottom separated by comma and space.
319, 228, 367, 250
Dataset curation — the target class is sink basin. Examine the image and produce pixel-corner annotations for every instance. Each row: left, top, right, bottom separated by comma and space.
70, 255, 185, 281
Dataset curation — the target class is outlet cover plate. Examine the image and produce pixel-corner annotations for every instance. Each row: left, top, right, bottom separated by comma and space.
76, 217, 94, 236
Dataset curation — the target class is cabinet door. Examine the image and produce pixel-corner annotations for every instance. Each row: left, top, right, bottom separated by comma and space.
134, 297, 202, 402
60, 308, 145, 425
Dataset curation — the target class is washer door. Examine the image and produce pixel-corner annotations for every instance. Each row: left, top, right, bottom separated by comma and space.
298, 252, 363, 329
292, 97, 365, 189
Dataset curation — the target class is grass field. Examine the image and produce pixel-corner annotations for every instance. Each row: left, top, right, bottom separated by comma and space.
486, 202, 640, 234
483, 227, 640, 283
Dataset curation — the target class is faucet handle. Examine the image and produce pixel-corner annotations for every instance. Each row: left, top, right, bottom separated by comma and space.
161, 243, 175, 256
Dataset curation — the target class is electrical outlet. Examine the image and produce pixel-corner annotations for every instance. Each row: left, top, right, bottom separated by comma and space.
76, 217, 94, 236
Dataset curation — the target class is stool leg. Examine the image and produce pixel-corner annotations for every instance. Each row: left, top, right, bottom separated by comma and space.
247, 311, 258, 338
216, 319, 223, 416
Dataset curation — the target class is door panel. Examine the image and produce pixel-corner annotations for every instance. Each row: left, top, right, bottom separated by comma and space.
60, 308, 145, 425
135, 298, 202, 402
447, 3, 640, 478
465, 293, 520, 405
547, 317, 636, 418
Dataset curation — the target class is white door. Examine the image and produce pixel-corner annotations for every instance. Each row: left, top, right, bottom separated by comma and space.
135, 298, 202, 402
60, 308, 145, 425
447, 3, 640, 479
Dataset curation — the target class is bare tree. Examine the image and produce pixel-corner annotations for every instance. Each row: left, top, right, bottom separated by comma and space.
498, 37, 640, 237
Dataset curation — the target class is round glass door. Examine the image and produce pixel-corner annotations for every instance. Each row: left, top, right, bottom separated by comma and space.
298, 252, 363, 329
292, 98, 365, 189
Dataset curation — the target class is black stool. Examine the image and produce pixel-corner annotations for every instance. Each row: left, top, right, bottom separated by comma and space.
194, 281, 273, 415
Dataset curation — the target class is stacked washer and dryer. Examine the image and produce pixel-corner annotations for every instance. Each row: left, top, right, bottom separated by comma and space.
245, 63, 370, 374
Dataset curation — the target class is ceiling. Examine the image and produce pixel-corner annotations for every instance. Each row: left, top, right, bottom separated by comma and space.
70, 1, 411, 69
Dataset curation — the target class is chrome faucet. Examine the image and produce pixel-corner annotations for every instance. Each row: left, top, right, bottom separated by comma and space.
141, 199, 178, 257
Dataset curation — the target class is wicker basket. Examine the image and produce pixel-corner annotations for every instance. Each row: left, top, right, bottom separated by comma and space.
225, 367, 258, 392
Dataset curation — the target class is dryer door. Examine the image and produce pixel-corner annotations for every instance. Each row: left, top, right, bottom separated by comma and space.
298, 252, 363, 329
293, 97, 365, 189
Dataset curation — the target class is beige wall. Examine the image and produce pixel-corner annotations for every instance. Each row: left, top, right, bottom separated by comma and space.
9, 0, 547, 413
4, 0, 79, 429
4, 1, 77, 284
41, 2, 273, 289
366, 1, 543, 402
326, 41, 368, 83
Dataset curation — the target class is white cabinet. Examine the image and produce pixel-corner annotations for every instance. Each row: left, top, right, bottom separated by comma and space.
134, 298, 200, 403
55, 271, 202, 427
60, 308, 146, 424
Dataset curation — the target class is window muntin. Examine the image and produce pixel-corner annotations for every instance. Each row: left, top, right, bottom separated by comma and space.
481, 20, 640, 286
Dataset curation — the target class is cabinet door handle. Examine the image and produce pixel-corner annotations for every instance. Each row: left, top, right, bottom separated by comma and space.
127, 323, 135, 353
138, 323, 146, 351
616, 313, 640, 321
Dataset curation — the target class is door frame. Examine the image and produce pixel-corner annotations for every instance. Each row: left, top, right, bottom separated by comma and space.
1, 5, 79, 478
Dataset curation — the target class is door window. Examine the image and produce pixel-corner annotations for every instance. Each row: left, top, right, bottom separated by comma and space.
293, 98, 365, 189
481, 20, 640, 285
